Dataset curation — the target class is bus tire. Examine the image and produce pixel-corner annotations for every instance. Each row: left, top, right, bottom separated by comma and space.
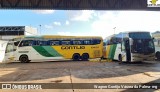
156, 52, 160, 60
118, 54, 122, 64
72, 53, 80, 61
81, 53, 89, 61
19, 55, 29, 63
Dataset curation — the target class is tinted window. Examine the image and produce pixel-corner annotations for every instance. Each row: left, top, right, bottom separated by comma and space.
38, 41, 48, 46
19, 40, 35, 47
129, 32, 151, 39
49, 40, 60, 45
73, 40, 83, 45
83, 40, 91, 45
93, 39, 101, 44
14, 41, 20, 46
61, 41, 71, 45
112, 38, 122, 44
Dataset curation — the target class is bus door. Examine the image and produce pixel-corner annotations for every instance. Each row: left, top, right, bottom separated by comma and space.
124, 39, 131, 61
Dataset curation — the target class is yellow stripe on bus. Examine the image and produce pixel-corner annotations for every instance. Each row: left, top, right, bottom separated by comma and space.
106, 45, 111, 58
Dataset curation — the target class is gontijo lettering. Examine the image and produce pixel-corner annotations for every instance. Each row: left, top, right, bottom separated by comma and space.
61, 46, 85, 50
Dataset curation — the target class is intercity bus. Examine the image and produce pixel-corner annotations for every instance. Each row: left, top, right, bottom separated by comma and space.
5, 35, 103, 63
153, 38, 160, 60
103, 31, 155, 62
152, 31, 160, 60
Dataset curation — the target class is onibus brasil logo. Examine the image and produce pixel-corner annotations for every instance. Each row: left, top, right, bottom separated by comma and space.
148, 0, 160, 7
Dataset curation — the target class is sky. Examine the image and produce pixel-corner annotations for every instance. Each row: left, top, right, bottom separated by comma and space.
0, 10, 159, 38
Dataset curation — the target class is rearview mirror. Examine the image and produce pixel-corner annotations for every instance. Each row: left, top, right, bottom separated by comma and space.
129, 38, 133, 45
103, 42, 106, 46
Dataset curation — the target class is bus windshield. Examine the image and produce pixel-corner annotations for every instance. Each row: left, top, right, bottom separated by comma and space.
129, 32, 155, 54
6, 42, 15, 53
129, 32, 151, 39
131, 39, 155, 54
6, 39, 21, 53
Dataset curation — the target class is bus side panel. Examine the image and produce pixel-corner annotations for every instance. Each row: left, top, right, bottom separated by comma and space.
107, 44, 117, 60
52, 45, 102, 59
16, 46, 40, 61
31, 46, 64, 60
113, 44, 121, 60
110, 44, 117, 60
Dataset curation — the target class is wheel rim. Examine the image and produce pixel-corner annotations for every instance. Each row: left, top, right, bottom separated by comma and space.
157, 53, 160, 59
73, 55, 80, 61
75, 56, 79, 60
82, 54, 89, 60
119, 56, 122, 62
21, 56, 28, 62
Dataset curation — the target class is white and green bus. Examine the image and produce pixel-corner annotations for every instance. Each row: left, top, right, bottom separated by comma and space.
152, 31, 160, 60
103, 31, 155, 62
4, 35, 103, 63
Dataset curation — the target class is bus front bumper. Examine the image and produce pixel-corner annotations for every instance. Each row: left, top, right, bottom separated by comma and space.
131, 53, 155, 62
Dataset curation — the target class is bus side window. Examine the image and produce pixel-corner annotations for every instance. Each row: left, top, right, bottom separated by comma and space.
32, 41, 37, 46
38, 41, 48, 46
83, 40, 91, 45
73, 40, 82, 45
27, 40, 33, 46
19, 41, 23, 47
19, 40, 33, 47
46, 40, 50, 45
50, 40, 60, 45
14, 41, 20, 46
93, 39, 101, 45
61, 40, 71, 45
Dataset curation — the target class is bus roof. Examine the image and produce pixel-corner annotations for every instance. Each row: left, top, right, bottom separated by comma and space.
13, 35, 102, 39
122, 31, 150, 33
104, 31, 151, 40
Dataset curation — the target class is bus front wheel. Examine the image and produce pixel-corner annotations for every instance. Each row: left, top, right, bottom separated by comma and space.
81, 53, 89, 61
19, 55, 30, 63
156, 52, 160, 60
72, 53, 80, 61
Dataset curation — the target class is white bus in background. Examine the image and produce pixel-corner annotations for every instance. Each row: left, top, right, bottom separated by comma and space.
103, 31, 155, 62
152, 36, 160, 60
152, 31, 160, 60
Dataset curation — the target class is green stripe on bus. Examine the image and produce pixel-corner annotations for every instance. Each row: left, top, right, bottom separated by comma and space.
42, 46, 62, 57
108, 44, 117, 59
110, 44, 117, 59
108, 45, 113, 59
32, 46, 53, 57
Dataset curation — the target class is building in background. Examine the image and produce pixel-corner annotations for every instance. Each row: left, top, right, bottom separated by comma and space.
0, 26, 38, 40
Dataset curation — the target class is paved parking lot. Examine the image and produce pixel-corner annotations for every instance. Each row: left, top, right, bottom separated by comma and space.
0, 60, 160, 92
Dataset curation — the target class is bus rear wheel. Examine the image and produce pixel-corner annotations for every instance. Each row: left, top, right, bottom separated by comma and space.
19, 55, 30, 63
118, 54, 122, 64
156, 52, 160, 60
72, 53, 80, 61
81, 53, 89, 61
